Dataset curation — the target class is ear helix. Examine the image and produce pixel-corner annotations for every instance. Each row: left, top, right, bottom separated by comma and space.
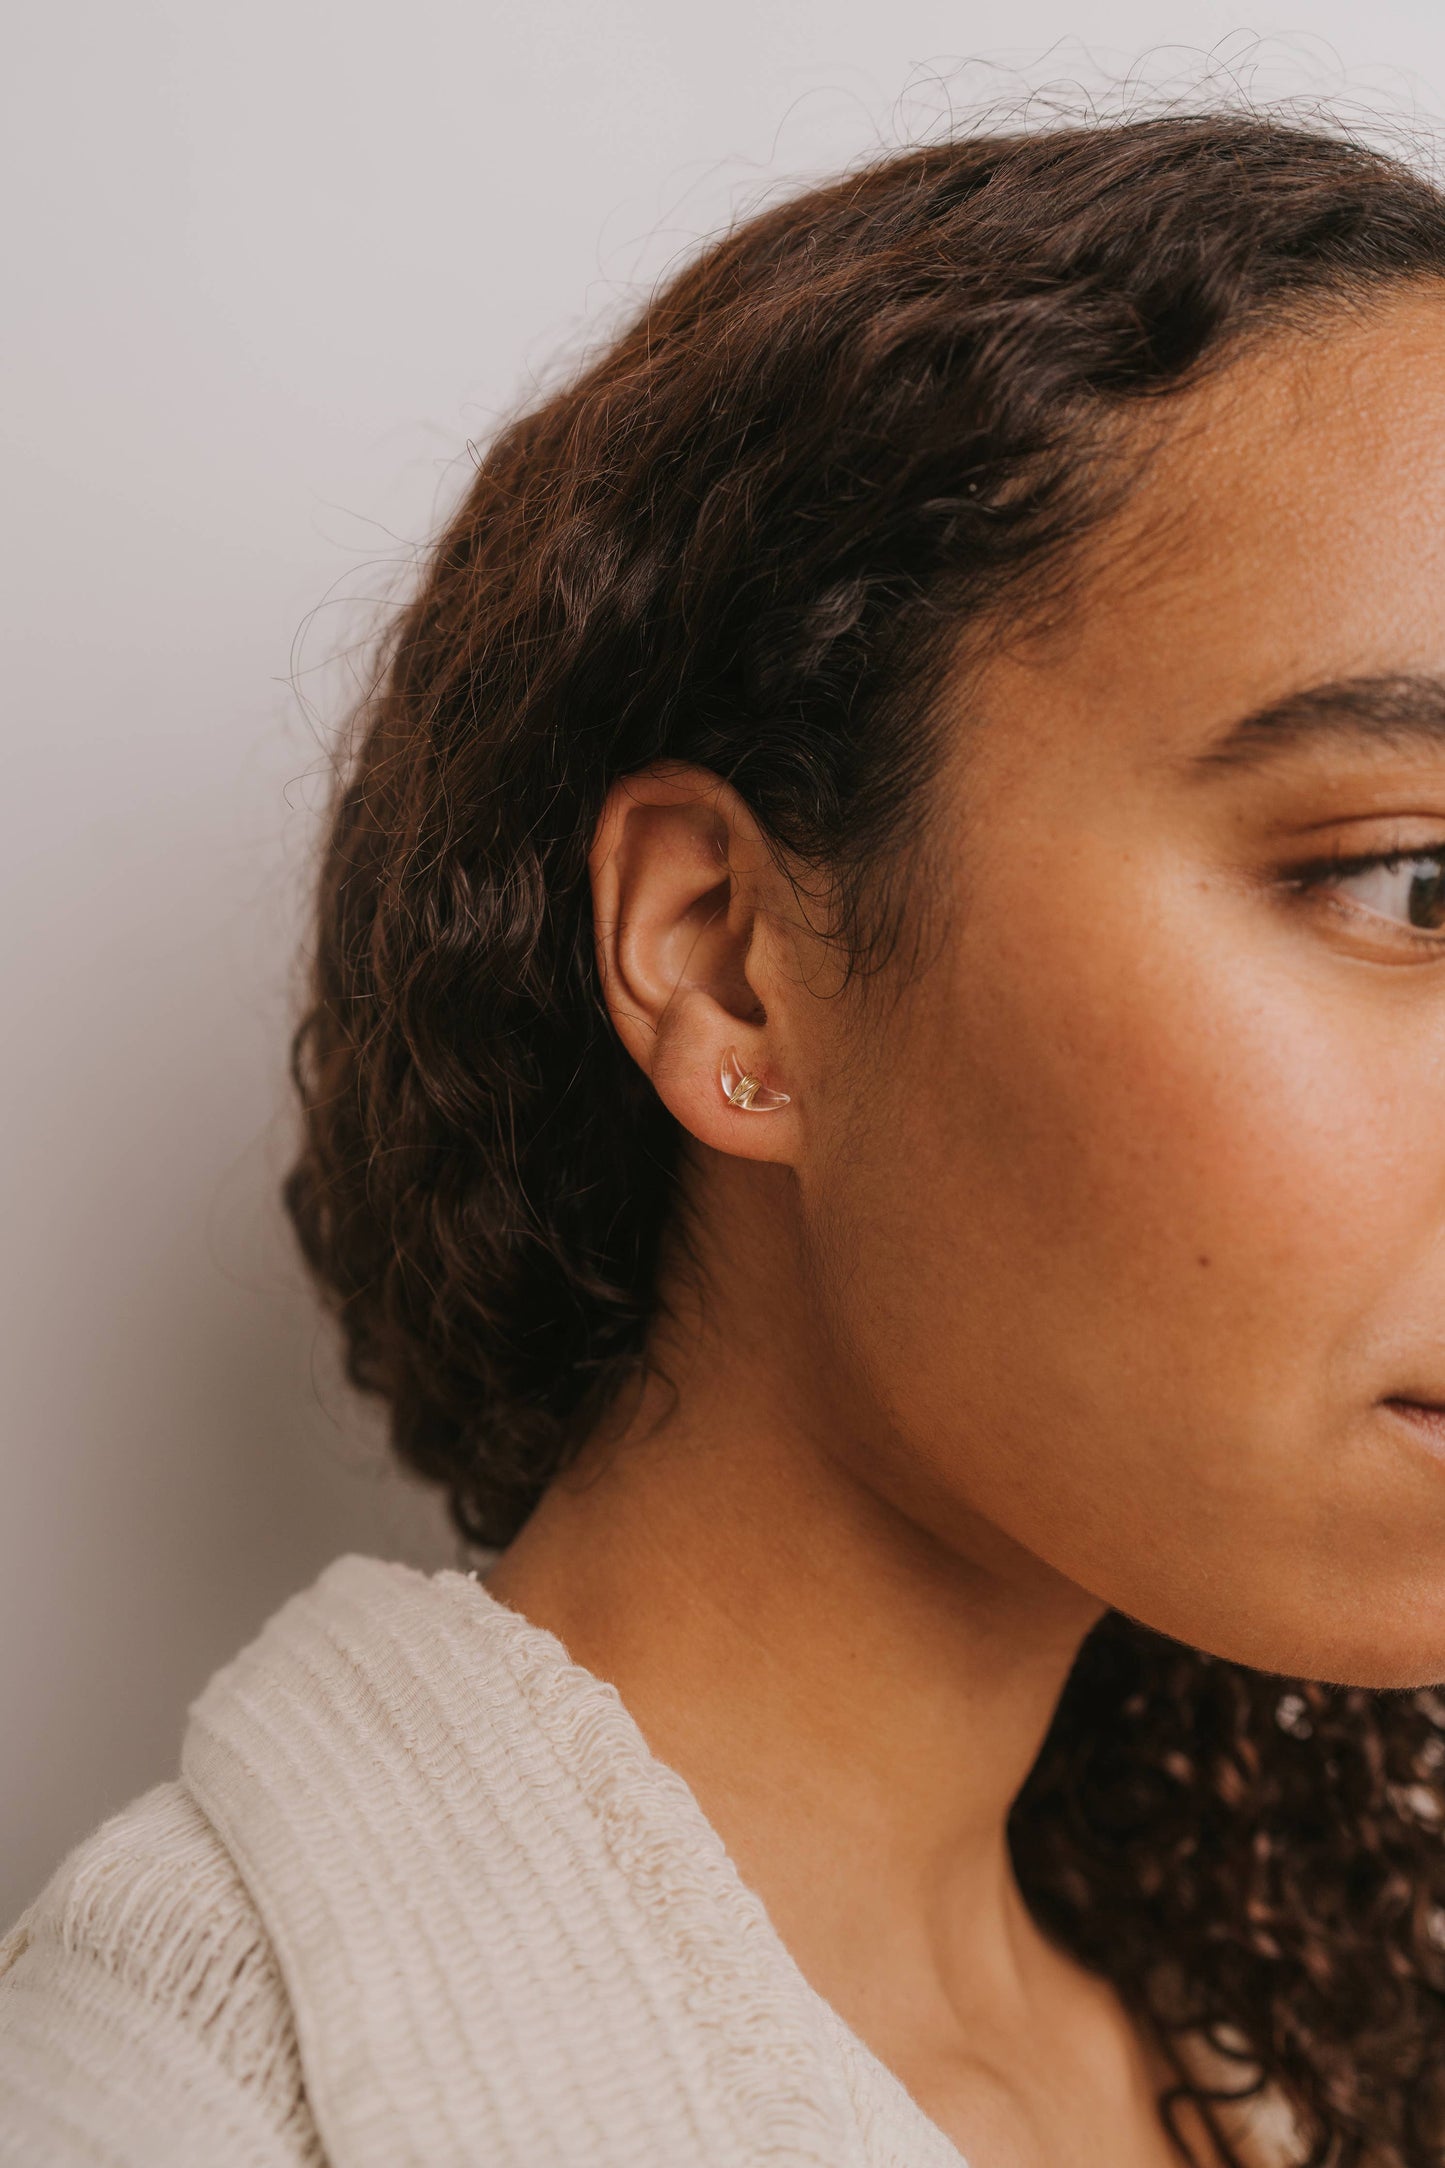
719, 1044, 790, 1112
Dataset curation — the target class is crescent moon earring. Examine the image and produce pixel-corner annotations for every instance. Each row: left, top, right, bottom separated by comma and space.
720, 1044, 791, 1112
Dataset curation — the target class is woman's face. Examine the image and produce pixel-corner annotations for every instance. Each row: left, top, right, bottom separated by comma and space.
808, 286, 1445, 1687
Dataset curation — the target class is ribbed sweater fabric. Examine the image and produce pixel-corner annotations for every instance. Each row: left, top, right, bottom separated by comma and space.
0, 1554, 1296, 2168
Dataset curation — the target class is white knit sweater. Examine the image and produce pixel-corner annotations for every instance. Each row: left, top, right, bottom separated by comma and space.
0, 1554, 1297, 2168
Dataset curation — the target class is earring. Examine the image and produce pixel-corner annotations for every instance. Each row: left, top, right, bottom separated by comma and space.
720, 1044, 790, 1112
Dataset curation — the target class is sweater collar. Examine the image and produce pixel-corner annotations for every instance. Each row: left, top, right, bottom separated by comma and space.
180, 1553, 969, 2168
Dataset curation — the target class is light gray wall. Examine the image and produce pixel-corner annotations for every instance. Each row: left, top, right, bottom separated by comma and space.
5, 0, 1445, 1923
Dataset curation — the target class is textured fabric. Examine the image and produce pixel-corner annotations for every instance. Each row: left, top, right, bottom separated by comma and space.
0, 1780, 324, 2167
0, 1553, 1300, 2167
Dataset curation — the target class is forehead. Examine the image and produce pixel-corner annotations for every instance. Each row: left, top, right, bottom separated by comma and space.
975, 284, 1445, 770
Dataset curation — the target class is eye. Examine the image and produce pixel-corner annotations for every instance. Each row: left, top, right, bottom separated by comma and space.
1311, 848, 1445, 934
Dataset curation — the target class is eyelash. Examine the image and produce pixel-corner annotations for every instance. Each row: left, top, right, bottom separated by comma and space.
1288, 844, 1445, 950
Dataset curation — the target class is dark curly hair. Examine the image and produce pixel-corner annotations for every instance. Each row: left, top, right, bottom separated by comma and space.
285, 109, 1445, 2166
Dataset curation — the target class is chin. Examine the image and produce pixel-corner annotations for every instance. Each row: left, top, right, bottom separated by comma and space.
1115, 1576, 1445, 1693
1191, 1614, 1445, 1695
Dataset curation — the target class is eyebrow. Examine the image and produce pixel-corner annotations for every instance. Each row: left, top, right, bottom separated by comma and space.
1194, 673, 1445, 772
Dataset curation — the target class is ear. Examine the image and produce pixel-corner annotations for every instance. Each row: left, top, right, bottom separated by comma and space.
587, 760, 801, 1162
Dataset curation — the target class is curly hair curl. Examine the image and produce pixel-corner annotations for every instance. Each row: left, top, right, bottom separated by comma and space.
284, 110, 1445, 2166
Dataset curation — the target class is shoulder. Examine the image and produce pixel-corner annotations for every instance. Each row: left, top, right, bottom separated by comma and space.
0, 1778, 324, 2168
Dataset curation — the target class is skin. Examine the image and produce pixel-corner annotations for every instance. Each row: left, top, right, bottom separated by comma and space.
486, 286, 1445, 2168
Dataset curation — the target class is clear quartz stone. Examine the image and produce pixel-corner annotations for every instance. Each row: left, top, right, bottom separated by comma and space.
719, 1043, 790, 1111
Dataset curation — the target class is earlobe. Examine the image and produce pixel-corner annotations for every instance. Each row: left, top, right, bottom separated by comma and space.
719, 1044, 791, 1112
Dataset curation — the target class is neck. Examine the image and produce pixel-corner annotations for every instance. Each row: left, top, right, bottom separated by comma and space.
484, 1157, 1104, 2054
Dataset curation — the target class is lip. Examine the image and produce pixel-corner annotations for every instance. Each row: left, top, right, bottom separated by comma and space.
1381, 1397, 1445, 1454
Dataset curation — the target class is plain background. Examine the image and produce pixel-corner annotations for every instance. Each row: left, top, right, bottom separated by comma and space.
6, 0, 1445, 1925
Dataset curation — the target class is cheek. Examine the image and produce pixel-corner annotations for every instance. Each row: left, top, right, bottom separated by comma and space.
934, 881, 1432, 1410
817, 868, 1437, 1553
806, 859, 1445, 1677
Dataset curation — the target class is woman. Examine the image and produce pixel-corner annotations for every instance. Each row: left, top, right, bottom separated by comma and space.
6, 103, 1445, 2168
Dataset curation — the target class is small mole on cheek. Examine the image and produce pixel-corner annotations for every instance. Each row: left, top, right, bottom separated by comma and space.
1196, 1254, 1212, 1268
